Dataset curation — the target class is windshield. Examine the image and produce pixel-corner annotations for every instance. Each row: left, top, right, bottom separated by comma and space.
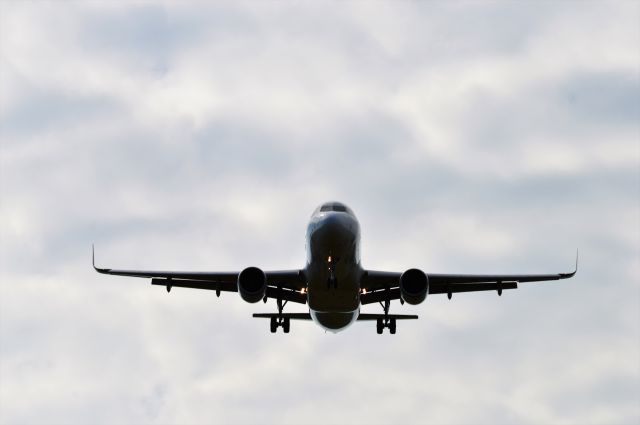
319, 202, 352, 214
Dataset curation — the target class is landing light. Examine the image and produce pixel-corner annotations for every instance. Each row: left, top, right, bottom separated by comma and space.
361, 288, 368, 294
328, 256, 332, 263
300, 288, 307, 294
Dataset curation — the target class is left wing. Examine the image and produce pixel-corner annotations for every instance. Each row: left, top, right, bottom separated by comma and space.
93, 247, 307, 304
360, 256, 577, 304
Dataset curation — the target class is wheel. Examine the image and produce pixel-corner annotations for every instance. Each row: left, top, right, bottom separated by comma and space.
283, 318, 290, 333
389, 318, 396, 335
376, 318, 383, 334
270, 317, 277, 333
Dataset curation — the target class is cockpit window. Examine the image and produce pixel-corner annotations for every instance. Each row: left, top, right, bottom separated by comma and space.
319, 202, 351, 213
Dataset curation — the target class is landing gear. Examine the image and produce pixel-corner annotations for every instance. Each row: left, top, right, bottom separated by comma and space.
269, 292, 291, 333
376, 317, 397, 334
376, 294, 398, 334
269, 316, 290, 333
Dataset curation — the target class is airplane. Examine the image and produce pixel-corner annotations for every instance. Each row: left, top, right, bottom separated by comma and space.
93, 201, 577, 334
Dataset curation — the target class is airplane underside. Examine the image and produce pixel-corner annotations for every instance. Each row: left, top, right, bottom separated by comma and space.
311, 310, 359, 332
94, 201, 576, 335
252, 309, 417, 334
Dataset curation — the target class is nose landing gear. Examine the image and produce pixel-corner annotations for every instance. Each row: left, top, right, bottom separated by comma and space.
326, 254, 340, 289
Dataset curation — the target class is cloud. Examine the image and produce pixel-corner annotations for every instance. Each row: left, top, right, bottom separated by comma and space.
1, 2, 639, 425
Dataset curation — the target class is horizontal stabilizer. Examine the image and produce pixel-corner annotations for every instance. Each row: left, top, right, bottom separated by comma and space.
252, 313, 312, 320
357, 313, 419, 321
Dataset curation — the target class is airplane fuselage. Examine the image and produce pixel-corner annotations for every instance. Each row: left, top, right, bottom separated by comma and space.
305, 206, 362, 332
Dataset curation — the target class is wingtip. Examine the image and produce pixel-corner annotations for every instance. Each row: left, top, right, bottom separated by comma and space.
560, 249, 578, 278
92, 244, 99, 272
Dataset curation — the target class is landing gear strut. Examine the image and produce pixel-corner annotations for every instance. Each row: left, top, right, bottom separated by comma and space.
269, 291, 290, 333
376, 294, 397, 334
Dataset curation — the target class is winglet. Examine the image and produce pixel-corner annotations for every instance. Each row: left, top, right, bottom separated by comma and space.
92, 244, 104, 273
560, 249, 578, 278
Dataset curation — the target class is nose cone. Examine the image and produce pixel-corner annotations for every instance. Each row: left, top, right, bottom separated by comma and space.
313, 213, 352, 246
322, 213, 348, 232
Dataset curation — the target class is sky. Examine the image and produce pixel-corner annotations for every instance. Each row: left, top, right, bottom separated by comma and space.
0, 1, 638, 424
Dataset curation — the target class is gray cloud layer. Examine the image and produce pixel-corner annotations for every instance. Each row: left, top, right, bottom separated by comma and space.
1, 2, 638, 424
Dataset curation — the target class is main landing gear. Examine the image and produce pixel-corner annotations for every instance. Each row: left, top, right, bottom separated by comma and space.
376, 296, 396, 334
270, 316, 290, 333
376, 318, 396, 334
270, 295, 290, 333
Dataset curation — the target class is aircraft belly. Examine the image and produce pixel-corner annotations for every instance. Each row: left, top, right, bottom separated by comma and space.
308, 287, 359, 312
310, 309, 359, 333
307, 269, 360, 312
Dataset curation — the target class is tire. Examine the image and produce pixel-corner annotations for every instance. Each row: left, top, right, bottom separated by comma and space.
389, 318, 397, 335
283, 318, 290, 333
270, 317, 277, 333
376, 318, 383, 334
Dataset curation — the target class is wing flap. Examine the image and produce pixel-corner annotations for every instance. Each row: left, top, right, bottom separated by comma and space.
97, 267, 305, 290
429, 281, 518, 295
151, 278, 237, 292
149, 278, 307, 303
359, 281, 519, 304
252, 313, 312, 320
428, 272, 574, 285
95, 266, 239, 282
357, 313, 418, 321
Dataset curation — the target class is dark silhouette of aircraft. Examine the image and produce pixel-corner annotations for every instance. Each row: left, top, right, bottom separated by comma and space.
94, 201, 577, 334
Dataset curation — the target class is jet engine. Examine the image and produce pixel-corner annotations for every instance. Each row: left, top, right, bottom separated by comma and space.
238, 267, 267, 303
400, 268, 429, 305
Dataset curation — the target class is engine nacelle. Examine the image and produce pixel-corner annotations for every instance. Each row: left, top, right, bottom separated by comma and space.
400, 268, 429, 305
238, 267, 267, 303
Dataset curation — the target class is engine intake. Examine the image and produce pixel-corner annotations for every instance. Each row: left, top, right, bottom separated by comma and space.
238, 267, 267, 303
400, 268, 429, 305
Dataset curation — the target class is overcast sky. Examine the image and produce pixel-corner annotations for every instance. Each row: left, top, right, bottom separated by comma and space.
0, 2, 638, 424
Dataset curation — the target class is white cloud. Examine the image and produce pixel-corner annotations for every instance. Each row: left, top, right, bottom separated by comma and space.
1, 2, 639, 425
